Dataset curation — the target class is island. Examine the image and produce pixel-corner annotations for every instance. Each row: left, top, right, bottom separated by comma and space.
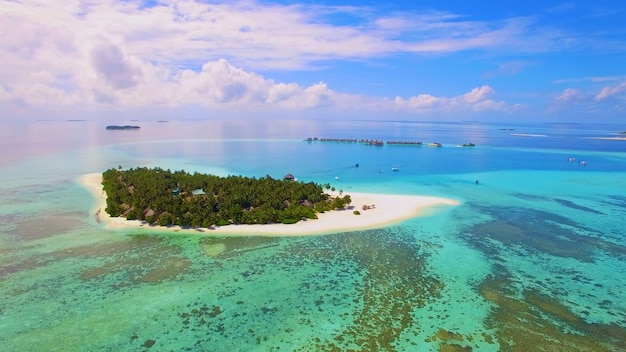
79, 169, 459, 236
589, 131, 626, 141
100, 167, 352, 228
105, 125, 141, 130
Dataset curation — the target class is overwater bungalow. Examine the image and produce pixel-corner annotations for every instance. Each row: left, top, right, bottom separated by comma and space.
386, 140, 423, 146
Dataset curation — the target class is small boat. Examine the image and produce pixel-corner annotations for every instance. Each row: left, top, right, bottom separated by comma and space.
335, 176, 340, 180
428, 142, 442, 147
460, 143, 475, 147
391, 167, 399, 172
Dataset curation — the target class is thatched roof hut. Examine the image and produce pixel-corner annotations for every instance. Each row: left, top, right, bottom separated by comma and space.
284, 173, 295, 181
143, 208, 155, 217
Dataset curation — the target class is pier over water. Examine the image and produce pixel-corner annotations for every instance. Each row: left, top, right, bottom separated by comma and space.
306, 137, 422, 146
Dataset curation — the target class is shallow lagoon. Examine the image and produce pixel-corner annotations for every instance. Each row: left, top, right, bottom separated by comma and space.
1, 119, 625, 351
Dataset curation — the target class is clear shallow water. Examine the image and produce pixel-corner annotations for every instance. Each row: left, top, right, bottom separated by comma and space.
1, 119, 625, 351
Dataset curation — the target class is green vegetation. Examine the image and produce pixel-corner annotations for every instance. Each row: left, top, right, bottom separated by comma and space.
101, 167, 351, 227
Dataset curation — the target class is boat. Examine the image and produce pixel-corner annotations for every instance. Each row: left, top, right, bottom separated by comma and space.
428, 142, 442, 147
460, 143, 475, 147
391, 167, 399, 172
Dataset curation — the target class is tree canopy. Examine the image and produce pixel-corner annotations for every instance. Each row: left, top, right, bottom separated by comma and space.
101, 167, 351, 227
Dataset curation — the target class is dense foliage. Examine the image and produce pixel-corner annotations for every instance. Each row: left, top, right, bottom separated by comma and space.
101, 167, 351, 227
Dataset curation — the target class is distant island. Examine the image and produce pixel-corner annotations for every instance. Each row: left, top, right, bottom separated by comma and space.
101, 167, 352, 228
105, 125, 140, 130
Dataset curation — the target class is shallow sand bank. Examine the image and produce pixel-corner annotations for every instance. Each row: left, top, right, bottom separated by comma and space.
589, 136, 626, 141
78, 173, 459, 236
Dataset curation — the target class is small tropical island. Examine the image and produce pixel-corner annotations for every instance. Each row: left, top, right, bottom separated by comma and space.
105, 125, 141, 130
101, 167, 352, 228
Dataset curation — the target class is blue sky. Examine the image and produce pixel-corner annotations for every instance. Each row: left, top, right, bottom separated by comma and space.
1, 0, 625, 122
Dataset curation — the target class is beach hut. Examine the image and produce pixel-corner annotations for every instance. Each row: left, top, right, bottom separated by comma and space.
284, 173, 296, 181
192, 188, 206, 196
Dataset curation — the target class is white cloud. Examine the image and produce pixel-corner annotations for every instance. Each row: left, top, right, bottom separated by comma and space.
460, 86, 495, 104
594, 82, 626, 101
0, 0, 574, 75
177, 59, 268, 104
555, 88, 586, 102
552, 84, 626, 111
554, 75, 626, 84
483, 61, 532, 78
267, 83, 300, 104
88, 36, 143, 90
395, 94, 444, 110
472, 99, 507, 112
0, 0, 563, 118
394, 85, 509, 113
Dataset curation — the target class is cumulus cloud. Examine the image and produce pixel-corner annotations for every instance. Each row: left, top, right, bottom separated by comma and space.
0, 0, 541, 117
460, 86, 495, 104
0, 0, 573, 73
177, 59, 266, 104
395, 94, 444, 110
394, 85, 509, 113
594, 82, 626, 101
555, 88, 587, 102
171, 60, 346, 109
549, 83, 626, 116
552, 83, 626, 111
88, 37, 142, 90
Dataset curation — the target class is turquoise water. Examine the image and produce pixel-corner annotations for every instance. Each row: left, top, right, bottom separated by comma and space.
1, 119, 625, 351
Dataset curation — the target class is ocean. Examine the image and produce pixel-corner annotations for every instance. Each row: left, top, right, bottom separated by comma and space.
1, 119, 625, 351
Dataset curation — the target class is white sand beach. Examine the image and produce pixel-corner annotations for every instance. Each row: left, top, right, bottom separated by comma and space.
590, 136, 626, 141
79, 173, 460, 236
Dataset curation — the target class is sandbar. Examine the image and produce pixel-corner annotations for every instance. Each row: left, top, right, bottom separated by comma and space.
589, 137, 626, 141
78, 173, 459, 236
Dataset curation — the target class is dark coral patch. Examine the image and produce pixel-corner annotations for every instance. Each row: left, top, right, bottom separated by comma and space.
480, 272, 626, 351
554, 198, 604, 214
464, 205, 626, 262
78, 235, 190, 284
285, 229, 445, 350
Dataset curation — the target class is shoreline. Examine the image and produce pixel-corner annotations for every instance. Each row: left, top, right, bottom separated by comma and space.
78, 173, 460, 236
589, 136, 626, 141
